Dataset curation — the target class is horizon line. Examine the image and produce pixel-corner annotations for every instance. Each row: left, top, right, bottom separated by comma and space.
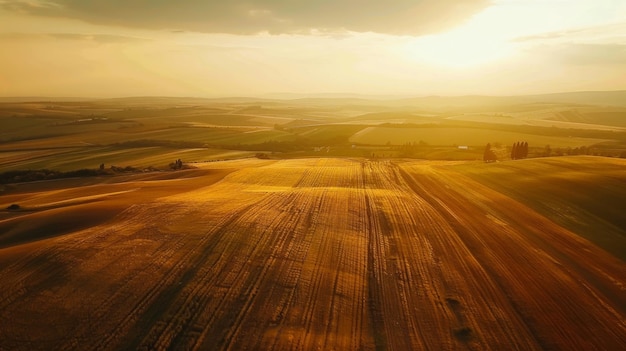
1, 89, 626, 102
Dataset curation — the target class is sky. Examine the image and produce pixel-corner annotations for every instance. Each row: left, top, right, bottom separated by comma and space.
0, 0, 625, 98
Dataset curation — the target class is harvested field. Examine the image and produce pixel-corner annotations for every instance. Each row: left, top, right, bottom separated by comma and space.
0, 158, 624, 350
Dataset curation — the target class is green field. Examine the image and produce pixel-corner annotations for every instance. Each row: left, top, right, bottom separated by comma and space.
1, 93, 625, 174
349, 126, 610, 147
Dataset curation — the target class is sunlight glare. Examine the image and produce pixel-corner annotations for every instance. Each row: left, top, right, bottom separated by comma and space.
407, 30, 512, 68
406, 0, 626, 68
406, 3, 517, 68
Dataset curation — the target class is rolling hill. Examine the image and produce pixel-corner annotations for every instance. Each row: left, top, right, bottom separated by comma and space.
0, 156, 624, 350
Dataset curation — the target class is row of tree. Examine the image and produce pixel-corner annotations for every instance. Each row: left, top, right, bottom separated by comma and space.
484, 141, 530, 162
511, 141, 529, 159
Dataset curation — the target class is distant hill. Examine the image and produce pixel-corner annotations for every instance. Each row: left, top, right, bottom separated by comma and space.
0, 97, 93, 103
395, 91, 626, 109
523, 91, 626, 107
2, 90, 624, 107
264, 90, 626, 110
549, 110, 626, 128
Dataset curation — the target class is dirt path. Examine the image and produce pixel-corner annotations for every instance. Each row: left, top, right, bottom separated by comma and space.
0, 159, 623, 350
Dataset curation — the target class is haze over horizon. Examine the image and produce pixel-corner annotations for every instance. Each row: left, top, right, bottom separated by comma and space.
1, 0, 625, 98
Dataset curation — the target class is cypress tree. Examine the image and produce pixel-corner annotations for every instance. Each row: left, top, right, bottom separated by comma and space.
483, 143, 497, 162
522, 142, 529, 158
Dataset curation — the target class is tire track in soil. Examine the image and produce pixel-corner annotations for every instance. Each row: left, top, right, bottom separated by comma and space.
76, 205, 213, 350
195, 163, 328, 350
114, 162, 314, 348
124, 160, 344, 350
65, 204, 238, 350
362, 161, 425, 351
364, 161, 546, 350
0, 167, 267, 350
234, 189, 325, 351
216, 159, 372, 351
205, 159, 373, 351
0, 205, 175, 350
2, 158, 623, 350
131, 199, 302, 347
202, 190, 321, 350
116, 201, 261, 351
397, 162, 626, 350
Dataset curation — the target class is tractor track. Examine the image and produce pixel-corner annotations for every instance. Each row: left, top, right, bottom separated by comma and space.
0, 158, 624, 350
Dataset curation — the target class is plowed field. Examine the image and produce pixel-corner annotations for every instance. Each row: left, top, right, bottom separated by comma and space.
0, 158, 624, 350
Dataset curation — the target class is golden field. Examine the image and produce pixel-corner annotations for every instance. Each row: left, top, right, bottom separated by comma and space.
1, 157, 624, 350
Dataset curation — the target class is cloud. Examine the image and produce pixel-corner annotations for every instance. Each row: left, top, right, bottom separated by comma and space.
514, 28, 593, 43
47, 33, 148, 43
527, 43, 626, 66
556, 44, 626, 65
513, 22, 626, 44
512, 22, 626, 66
0, 0, 62, 11
0, 32, 147, 43
0, 0, 490, 35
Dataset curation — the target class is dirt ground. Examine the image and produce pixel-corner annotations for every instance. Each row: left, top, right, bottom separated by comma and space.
0, 158, 623, 350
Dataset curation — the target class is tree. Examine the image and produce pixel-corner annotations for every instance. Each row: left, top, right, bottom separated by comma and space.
512, 141, 529, 159
511, 142, 518, 160
483, 143, 497, 163
521, 142, 529, 158
170, 159, 184, 170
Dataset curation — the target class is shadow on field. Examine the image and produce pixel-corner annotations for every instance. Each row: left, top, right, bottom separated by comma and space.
0, 201, 129, 248
0, 168, 234, 249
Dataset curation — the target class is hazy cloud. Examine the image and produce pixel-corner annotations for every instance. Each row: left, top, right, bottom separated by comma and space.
48, 33, 148, 43
513, 22, 626, 44
0, 0, 490, 35
513, 21, 626, 65
514, 29, 595, 42
0, 32, 147, 43
556, 44, 626, 65
528, 43, 626, 66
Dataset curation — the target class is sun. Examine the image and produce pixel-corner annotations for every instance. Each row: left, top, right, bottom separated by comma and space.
405, 1, 520, 68
407, 28, 515, 68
